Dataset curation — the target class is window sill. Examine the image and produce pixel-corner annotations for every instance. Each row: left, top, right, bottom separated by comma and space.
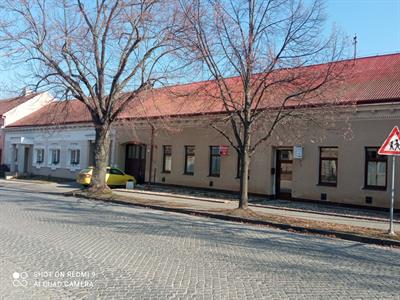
208, 174, 220, 178
183, 173, 194, 176
161, 171, 171, 174
317, 183, 337, 187
363, 186, 387, 191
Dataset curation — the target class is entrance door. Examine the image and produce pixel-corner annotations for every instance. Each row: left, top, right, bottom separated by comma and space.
23, 147, 30, 174
125, 144, 146, 183
275, 149, 293, 199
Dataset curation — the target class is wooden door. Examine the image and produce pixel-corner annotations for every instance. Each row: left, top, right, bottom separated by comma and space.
276, 149, 293, 199
125, 144, 146, 183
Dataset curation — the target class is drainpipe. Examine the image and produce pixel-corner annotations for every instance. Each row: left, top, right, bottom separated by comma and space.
148, 124, 155, 185
1, 115, 5, 164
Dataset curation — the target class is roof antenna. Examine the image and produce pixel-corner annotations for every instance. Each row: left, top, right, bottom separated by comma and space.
353, 34, 357, 61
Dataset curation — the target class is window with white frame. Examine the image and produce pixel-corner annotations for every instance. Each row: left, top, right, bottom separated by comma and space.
70, 149, 80, 166
35, 148, 45, 164
50, 149, 60, 165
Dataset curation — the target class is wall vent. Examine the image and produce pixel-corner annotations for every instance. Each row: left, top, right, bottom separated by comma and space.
161, 177, 165, 182
365, 196, 373, 204
320, 193, 327, 201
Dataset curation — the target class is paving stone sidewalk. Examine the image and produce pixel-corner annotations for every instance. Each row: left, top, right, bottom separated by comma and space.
132, 184, 399, 221
117, 185, 400, 232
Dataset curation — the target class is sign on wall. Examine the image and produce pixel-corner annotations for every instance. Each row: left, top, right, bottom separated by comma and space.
293, 145, 303, 159
219, 145, 229, 156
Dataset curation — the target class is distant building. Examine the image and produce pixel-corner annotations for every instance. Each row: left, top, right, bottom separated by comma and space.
0, 91, 52, 164
4, 53, 400, 209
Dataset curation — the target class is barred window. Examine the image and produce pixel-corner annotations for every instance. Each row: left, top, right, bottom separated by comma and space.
184, 146, 195, 175
51, 149, 60, 165
365, 147, 387, 189
36, 148, 44, 164
70, 149, 80, 165
163, 145, 172, 173
209, 146, 221, 177
319, 147, 338, 185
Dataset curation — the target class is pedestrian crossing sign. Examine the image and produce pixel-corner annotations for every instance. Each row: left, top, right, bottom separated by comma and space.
378, 126, 400, 155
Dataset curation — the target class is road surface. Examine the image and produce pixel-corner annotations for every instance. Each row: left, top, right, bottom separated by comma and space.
0, 183, 399, 299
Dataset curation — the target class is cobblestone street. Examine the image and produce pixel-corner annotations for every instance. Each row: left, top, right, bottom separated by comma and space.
0, 185, 400, 299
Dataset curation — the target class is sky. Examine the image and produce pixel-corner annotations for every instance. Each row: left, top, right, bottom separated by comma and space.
324, 0, 400, 57
0, 0, 399, 98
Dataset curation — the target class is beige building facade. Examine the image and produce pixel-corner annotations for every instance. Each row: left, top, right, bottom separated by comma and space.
110, 103, 400, 209
3, 53, 400, 209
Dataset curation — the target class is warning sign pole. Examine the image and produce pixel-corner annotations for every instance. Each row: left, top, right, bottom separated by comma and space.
378, 126, 400, 236
390, 156, 396, 235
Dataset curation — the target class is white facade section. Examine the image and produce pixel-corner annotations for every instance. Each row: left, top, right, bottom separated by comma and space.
4, 126, 98, 178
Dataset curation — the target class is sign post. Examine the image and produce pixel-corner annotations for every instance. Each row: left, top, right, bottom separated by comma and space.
378, 126, 400, 235
390, 156, 396, 235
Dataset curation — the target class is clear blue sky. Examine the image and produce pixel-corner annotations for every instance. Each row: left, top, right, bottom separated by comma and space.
325, 0, 400, 57
0, 0, 399, 98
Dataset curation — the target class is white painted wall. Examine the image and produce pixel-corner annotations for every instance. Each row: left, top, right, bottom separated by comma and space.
2, 92, 53, 127
4, 126, 97, 178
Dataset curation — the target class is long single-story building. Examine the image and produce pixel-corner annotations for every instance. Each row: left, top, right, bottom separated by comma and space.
3, 53, 400, 209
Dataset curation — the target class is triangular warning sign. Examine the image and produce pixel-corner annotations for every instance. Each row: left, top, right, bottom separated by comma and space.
378, 126, 400, 155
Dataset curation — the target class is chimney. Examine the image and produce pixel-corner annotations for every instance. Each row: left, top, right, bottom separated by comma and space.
21, 87, 32, 96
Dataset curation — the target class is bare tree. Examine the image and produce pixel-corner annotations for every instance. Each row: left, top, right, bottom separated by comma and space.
0, 0, 179, 193
174, 0, 349, 209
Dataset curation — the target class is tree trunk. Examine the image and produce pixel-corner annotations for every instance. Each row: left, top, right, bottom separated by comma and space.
89, 123, 111, 194
239, 149, 250, 209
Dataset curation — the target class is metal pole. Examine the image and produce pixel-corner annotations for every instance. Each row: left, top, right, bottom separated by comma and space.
389, 156, 395, 235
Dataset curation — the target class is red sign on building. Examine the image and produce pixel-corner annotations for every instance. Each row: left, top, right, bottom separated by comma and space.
219, 145, 229, 156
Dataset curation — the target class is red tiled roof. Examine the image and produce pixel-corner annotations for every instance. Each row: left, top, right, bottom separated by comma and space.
7, 53, 400, 128
0, 93, 39, 116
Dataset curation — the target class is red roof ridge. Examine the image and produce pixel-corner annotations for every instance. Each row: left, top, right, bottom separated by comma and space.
146, 52, 400, 91
6, 52, 400, 128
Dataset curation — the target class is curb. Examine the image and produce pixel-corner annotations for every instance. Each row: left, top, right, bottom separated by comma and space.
67, 191, 400, 248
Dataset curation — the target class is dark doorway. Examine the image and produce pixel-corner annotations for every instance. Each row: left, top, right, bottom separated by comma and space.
275, 149, 293, 199
125, 144, 146, 183
23, 147, 30, 174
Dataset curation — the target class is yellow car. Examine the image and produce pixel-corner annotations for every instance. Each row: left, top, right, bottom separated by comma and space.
77, 167, 136, 187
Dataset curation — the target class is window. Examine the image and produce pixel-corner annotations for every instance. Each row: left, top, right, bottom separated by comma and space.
184, 146, 195, 175
14, 148, 18, 162
109, 168, 124, 175
319, 147, 338, 186
209, 146, 221, 177
365, 147, 387, 189
162, 145, 172, 173
50, 149, 60, 165
36, 148, 44, 164
70, 149, 80, 165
